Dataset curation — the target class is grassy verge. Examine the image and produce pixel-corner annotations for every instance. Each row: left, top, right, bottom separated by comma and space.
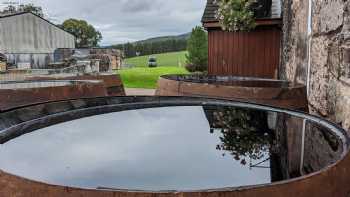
118, 51, 189, 89
125, 51, 187, 67
118, 66, 188, 89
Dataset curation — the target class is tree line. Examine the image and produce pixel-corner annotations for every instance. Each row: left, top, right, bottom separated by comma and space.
110, 39, 188, 58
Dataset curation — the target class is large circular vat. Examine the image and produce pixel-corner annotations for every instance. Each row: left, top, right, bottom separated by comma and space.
0, 96, 349, 196
0, 80, 107, 110
156, 75, 308, 111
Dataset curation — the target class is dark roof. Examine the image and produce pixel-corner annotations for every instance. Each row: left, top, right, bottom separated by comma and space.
0, 12, 75, 38
201, 0, 281, 23
201, 0, 219, 23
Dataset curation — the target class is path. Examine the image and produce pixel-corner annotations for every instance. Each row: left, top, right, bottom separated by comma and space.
125, 88, 155, 96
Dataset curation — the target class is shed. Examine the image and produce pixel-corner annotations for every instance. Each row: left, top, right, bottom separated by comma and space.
0, 12, 75, 69
202, 0, 282, 78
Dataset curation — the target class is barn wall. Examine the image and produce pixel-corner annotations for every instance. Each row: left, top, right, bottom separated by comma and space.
0, 13, 75, 68
208, 26, 281, 78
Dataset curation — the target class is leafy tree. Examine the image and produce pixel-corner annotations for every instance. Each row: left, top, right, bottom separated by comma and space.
207, 106, 272, 166
18, 4, 44, 17
61, 19, 102, 48
185, 26, 208, 72
0, 3, 44, 17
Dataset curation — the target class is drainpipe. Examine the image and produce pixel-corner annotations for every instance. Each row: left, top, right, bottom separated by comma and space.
300, 119, 306, 174
300, 0, 313, 175
306, 0, 313, 96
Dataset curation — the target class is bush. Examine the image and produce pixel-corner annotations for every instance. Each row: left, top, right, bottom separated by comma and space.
185, 26, 208, 73
185, 63, 207, 73
215, 0, 256, 31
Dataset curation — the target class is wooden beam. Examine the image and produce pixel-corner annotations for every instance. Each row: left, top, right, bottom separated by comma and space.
203, 18, 282, 30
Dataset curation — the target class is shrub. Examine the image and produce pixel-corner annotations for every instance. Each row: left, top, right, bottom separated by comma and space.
186, 26, 208, 73
185, 63, 207, 73
215, 0, 256, 31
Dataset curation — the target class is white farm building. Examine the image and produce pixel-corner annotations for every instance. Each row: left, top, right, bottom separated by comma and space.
0, 12, 75, 69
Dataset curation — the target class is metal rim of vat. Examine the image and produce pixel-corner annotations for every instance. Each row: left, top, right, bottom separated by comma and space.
0, 80, 103, 88
0, 96, 348, 193
159, 74, 305, 89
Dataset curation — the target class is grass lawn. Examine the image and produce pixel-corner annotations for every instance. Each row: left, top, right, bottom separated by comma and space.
118, 66, 188, 89
125, 51, 187, 67
118, 51, 189, 89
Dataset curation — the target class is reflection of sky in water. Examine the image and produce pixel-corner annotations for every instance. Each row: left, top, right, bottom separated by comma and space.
0, 106, 270, 191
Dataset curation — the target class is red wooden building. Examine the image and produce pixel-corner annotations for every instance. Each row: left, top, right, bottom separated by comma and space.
202, 0, 282, 79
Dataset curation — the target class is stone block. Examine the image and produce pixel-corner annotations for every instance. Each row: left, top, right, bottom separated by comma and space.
313, 0, 344, 34
336, 80, 350, 131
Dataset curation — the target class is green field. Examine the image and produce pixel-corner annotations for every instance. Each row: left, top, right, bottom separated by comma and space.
118, 67, 188, 89
118, 51, 189, 89
125, 51, 187, 67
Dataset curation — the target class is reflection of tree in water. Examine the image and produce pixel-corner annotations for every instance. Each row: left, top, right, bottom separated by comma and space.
208, 107, 271, 166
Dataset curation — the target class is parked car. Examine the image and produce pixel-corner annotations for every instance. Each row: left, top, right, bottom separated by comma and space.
148, 56, 157, 68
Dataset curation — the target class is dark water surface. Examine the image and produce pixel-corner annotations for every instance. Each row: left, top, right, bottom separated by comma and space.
0, 106, 344, 191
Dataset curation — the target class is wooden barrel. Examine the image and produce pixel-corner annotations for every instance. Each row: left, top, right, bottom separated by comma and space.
156, 75, 308, 111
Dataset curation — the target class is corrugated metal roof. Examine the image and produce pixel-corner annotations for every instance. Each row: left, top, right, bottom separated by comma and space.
202, 0, 282, 23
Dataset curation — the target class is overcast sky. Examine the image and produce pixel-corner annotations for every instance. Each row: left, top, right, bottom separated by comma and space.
7, 0, 207, 45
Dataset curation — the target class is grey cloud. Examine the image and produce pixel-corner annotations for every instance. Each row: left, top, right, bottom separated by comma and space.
19, 0, 207, 45
120, 0, 161, 12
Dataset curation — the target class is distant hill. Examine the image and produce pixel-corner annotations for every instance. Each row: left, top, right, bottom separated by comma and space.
135, 33, 191, 44
109, 33, 190, 58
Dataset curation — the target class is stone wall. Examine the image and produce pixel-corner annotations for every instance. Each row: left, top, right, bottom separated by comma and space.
281, 0, 350, 132
280, 0, 309, 84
